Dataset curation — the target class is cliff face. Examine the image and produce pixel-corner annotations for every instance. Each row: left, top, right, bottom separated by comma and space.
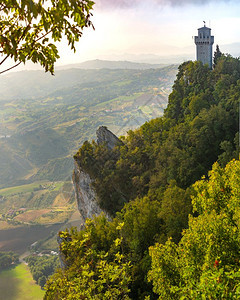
72, 160, 104, 222
73, 126, 122, 222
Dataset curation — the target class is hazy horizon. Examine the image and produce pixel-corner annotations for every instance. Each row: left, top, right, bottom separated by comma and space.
56, 0, 240, 63
1, 0, 240, 72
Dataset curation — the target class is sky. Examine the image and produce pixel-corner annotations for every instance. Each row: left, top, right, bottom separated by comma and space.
52, 0, 240, 65
2, 0, 240, 72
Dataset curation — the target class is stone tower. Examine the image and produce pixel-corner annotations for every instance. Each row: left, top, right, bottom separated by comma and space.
194, 22, 214, 69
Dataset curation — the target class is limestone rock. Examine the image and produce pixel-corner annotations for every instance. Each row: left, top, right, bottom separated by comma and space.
72, 161, 104, 222
96, 126, 123, 150
72, 126, 121, 223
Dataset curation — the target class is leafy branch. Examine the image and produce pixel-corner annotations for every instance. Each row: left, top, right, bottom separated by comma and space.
0, 0, 95, 74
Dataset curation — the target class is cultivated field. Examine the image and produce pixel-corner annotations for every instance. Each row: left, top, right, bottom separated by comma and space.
0, 224, 62, 254
0, 263, 44, 300
14, 209, 51, 223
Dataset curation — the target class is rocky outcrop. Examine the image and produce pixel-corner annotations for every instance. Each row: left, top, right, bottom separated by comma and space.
72, 126, 122, 222
73, 126, 123, 222
72, 160, 104, 222
96, 126, 123, 150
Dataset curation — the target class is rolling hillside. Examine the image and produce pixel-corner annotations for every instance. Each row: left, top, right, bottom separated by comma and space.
0, 62, 178, 251
0, 64, 178, 189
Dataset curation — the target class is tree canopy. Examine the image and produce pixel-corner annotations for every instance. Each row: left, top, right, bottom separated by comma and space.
0, 251, 19, 271
45, 55, 240, 298
149, 159, 240, 299
213, 45, 222, 68
26, 255, 59, 288
0, 0, 94, 74
74, 55, 240, 216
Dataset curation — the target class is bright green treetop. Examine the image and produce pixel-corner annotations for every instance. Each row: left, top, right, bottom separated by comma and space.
148, 159, 240, 299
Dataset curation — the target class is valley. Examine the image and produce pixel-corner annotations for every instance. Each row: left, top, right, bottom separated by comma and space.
0, 62, 177, 255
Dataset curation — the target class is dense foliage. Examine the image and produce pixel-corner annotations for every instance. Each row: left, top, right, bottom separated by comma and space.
45, 55, 240, 298
0, 0, 94, 74
44, 225, 132, 299
149, 159, 240, 299
26, 254, 59, 288
0, 251, 19, 271
75, 55, 239, 216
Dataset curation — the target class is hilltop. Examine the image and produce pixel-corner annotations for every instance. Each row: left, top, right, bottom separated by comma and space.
56, 59, 167, 70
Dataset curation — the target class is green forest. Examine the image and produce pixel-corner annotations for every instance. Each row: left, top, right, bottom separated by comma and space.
44, 53, 240, 299
0, 251, 19, 271
26, 255, 59, 288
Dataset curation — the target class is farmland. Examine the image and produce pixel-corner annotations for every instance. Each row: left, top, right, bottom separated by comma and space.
0, 224, 62, 254
0, 263, 44, 300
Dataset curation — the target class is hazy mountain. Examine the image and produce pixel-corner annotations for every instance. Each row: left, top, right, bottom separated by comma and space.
0, 63, 176, 101
220, 43, 240, 57
91, 43, 240, 65
56, 59, 168, 70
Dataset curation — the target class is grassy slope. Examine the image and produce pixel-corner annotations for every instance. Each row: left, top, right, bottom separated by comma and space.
0, 181, 49, 197
0, 263, 44, 300
0, 181, 75, 229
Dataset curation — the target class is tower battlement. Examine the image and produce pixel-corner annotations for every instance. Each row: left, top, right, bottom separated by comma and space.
194, 23, 214, 69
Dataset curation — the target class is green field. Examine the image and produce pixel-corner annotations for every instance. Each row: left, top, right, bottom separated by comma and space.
0, 264, 45, 300
0, 180, 72, 216
0, 181, 49, 197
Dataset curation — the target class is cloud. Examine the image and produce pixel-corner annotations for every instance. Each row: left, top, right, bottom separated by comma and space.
96, 0, 137, 9
96, 0, 235, 9
160, 0, 234, 5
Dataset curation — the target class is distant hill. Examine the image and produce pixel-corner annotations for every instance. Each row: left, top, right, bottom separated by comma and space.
220, 42, 240, 57
0, 63, 176, 102
56, 59, 167, 70
81, 43, 240, 65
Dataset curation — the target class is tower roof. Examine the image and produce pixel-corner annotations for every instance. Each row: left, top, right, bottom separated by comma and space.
198, 25, 211, 31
